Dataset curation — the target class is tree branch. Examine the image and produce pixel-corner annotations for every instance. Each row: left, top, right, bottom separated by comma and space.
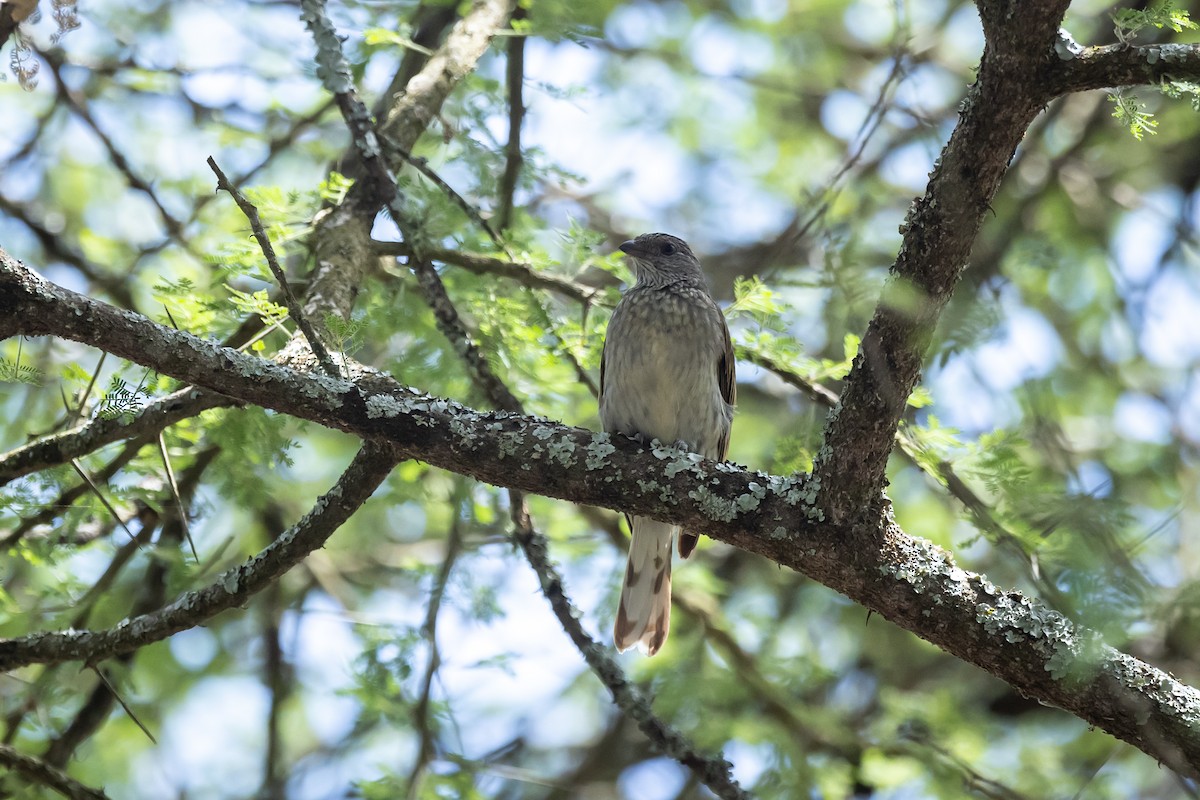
0, 386, 229, 486
508, 503, 749, 800
378, 0, 517, 148
1048, 41, 1200, 97
3, 250, 1200, 776
0, 434, 398, 673
299, 0, 514, 326
0, 742, 110, 800
498, 6, 527, 232
812, 1, 1072, 517
372, 240, 600, 305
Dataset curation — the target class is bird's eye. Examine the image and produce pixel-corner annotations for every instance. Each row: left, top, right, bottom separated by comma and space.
660, 243, 676, 255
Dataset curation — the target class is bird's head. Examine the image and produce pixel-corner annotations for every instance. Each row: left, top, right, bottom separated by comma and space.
618, 233, 703, 287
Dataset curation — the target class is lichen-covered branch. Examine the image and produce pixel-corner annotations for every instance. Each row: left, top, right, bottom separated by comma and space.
2, 250, 1199, 776
1048, 40, 1200, 96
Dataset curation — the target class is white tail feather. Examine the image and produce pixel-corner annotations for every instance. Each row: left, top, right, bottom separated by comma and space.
614, 517, 675, 655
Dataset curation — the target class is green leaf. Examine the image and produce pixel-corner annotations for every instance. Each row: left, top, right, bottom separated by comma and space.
1113, 1, 1196, 42
1108, 90, 1158, 140
226, 286, 289, 328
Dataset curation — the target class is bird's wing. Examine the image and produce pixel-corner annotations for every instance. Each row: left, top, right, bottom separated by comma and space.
599, 335, 607, 403
717, 311, 736, 461
679, 308, 736, 560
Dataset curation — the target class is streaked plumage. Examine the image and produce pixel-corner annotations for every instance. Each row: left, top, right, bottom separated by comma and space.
600, 233, 736, 655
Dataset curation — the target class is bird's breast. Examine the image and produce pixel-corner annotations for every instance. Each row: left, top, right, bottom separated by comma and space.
600, 291, 730, 456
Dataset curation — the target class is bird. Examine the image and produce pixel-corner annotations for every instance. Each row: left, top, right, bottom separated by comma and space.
599, 232, 736, 655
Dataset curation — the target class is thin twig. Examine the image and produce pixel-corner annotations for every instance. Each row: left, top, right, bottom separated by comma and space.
384, 143, 508, 253
90, 666, 157, 744
406, 496, 464, 799
68, 460, 140, 545
373, 241, 599, 305
158, 432, 198, 560
70, 352, 108, 425
207, 156, 343, 380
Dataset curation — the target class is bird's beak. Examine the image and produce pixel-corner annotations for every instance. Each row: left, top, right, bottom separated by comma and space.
618, 240, 639, 256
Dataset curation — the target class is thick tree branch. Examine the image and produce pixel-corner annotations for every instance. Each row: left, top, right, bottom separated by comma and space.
1048, 41, 1200, 97
3, 252, 1200, 776
378, 0, 516, 147
812, 1, 1073, 517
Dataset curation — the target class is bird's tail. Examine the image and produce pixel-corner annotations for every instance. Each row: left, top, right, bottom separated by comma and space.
614, 517, 675, 655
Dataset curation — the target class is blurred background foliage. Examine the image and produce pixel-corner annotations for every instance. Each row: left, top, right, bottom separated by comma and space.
2, 0, 1200, 797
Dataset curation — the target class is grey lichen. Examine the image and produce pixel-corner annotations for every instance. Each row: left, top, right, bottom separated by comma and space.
309, 372, 354, 399
448, 417, 480, 449
686, 485, 739, 523
636, 478, 661, 495
650, 441, 678, 460
585, 435, 616, 470
976, 592, 1091, 681
365, 393, 405, 419
733, 481, 767, 514
664, 452, 703, 478
496, 429, 525, 458
1153, 44, 1193, 63
548, 438, 577, 467
882, 538, 955, 596
775, 474, 820, 507
768, 474, 824, 520
1106, 652, 1200, 726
